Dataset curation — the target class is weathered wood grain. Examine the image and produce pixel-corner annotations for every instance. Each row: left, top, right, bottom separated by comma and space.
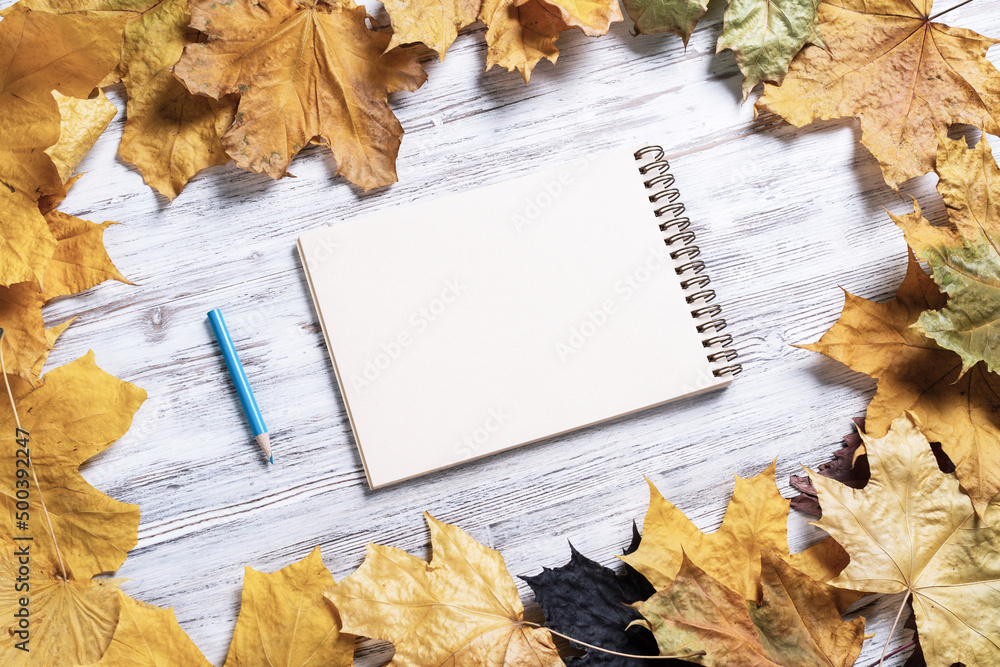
5, 0, 999, 663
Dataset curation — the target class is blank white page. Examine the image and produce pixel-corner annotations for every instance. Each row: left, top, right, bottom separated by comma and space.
298, 147, 734, 488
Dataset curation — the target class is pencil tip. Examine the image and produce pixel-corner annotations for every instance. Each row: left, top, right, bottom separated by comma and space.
255, 432, 272, 461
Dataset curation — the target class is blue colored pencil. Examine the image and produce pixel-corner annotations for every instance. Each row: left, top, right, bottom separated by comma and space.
207, 308, 272, 463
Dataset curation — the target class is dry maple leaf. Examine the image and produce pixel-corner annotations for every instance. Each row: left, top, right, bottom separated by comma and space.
46, 91, 118, 184
755, 0, 1000, 191
0, 546, 124, 666
0, 184, 55, 290
327, 512, 563, 667
716, 0, 822, 100
0, 286, 50, 384
619, 460, 863, 612
0, 174, 130, 383
892, 135, 1000, 376
800, 251, 1000, 518
811, 413, 1000, 667
521, 543, 659, 665
0, 9, 122, 287
480, 0, 571, 83
621, 0, 708, 42
0, 352, 146, 578
174, 0, 427, 190
634, 550, 866, 666
225, 546, 354, 667
0, 10, 121, 124
789, 418, 869, 517
117, 0, 237, 199
382, 0, 482, 58
39, 173, 132, 301
1, 0, 237, 200
479, 0, 620, 83
522, 0, 623, 37
42, 207, 131, 302
29, 321, 75, 382
93, 591, 212, 666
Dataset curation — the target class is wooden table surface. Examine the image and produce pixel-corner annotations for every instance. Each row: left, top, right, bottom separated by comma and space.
13, 1, 1000, 664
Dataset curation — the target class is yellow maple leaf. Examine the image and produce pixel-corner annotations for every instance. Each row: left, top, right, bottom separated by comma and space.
225, 546, 354, 666
520, 0, 623, 37
1, 0, 236, 201
28, 320, 76, 383
0, 175, 130, 383
479, 0, 621, 82
755, 0, 1000, 190
0, 352, 146, 579
891, 135, 1000, 377
0, 546, 123, 666
327, 512, 563, 666
0, 286, 49, 384
36, 174, 82, 219
800, 252, 1000, 518
174, 0, 427, 189
0, 10, 122, 287
620, 460, 862, 611
634, 550, 866, 666
92, 591, 212, 666
383, 0, 482, 59
0, 186, 55, 290
383, 0, 620, 68
0, 10, 122, 152
117, 0, 237, 200
812, 413, 1000, 667
479, 0, 570, 83
42, 200, 132, 301
46, 91, 118, 185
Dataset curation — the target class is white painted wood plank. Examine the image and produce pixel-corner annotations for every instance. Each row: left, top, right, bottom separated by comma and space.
3, 1, 998, 663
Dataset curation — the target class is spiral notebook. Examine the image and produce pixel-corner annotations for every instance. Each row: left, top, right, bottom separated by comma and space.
298, 146, 741, 488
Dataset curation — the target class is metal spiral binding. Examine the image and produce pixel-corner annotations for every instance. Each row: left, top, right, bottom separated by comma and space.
634, 146, 742, 378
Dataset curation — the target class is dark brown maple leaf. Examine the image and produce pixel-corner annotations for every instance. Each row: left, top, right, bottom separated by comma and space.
790, 418, 869, 517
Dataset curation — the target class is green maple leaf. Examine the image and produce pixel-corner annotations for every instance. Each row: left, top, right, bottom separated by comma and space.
716, 0, 823, 100
892, 134, 1000, 376
622, 0, 710, 43
622, 0, 820, 99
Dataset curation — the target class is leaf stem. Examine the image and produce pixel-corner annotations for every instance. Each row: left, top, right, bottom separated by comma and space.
865, 640, 916, 667
0, 331, 68, 580
927, 0, 974, 21
524, 621, 706, 660
877, 593, 912, 666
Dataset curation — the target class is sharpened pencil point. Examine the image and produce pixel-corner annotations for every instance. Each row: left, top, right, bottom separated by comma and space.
255, 432, 271, 461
